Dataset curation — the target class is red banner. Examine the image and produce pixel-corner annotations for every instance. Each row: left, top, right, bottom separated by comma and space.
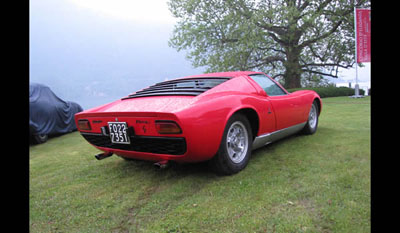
355, 9, 371, 63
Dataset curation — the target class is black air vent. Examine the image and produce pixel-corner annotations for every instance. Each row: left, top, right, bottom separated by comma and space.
122, 77, 230, 99
80, 133, 187, 155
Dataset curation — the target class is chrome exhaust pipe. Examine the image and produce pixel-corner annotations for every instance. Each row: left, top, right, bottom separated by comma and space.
95, 152, 113, 160
153, 160, 169, 169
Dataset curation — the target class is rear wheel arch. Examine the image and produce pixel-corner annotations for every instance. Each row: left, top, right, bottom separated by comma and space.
231, 108, 259, 141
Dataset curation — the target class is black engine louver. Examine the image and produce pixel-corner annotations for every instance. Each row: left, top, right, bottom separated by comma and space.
122, 77, 230, 99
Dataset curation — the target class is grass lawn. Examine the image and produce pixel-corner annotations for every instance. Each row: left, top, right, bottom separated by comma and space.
29, 96, 370, 232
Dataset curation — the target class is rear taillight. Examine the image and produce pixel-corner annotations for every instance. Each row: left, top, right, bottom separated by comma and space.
155, 121, 182, 134
78, 119, 91, 131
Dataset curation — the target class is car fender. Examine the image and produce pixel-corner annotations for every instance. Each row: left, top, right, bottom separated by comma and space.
177, 94, 266, 162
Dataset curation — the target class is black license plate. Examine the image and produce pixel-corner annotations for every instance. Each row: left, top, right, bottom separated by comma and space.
108, 122, 131, 144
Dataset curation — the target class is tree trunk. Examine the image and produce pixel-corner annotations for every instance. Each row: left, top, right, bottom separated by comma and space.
283, 47, 302, 89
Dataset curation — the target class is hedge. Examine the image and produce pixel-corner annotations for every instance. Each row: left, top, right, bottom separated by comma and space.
286, 86, 365, 98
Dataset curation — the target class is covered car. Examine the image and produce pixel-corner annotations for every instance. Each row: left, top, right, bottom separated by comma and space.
30, 83, 83, 144
75, 71, 321, 175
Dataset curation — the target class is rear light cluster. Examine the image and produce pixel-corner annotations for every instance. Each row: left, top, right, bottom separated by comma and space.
155, 121, 182, 134
78, 119, 91, 131
77, 119, 182, 134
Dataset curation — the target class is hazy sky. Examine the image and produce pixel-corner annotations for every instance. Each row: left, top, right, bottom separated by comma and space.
67, 0, 177, 24
30, 0, 203, 109
30, 0, 370, 109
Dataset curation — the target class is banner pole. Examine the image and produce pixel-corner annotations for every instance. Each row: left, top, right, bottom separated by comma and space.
352, 7, 360, 97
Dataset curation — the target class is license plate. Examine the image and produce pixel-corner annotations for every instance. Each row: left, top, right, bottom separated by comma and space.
108, 122, 131, 144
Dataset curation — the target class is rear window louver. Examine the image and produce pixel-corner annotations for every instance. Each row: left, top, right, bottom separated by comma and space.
122, 77, 230, 99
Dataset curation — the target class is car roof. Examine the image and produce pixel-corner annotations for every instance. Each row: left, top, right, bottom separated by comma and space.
176, 71, 264, 80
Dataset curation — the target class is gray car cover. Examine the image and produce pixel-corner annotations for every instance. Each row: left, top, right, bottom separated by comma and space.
29, 83, 83, 136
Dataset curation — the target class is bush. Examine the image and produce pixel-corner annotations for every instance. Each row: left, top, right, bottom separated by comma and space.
287, 86, 365, 98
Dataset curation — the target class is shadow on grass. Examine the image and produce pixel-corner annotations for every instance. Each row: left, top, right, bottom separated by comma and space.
110, 127, 338, 179
87, 126, 339, 182
114, 157, 219, 180
249, 126, 338, 160
250, 132, 303, 160
315, 125, 339, 133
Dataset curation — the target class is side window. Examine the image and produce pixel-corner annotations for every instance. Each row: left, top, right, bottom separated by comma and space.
249, 74, 287, 96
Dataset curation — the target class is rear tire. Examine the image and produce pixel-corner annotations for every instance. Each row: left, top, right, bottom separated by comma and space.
210, 114, 253, 175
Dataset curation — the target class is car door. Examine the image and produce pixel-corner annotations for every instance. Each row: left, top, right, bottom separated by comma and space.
248, 74, 303, 130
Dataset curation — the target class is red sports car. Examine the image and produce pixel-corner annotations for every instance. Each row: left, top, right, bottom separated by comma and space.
75, 71, 321, 175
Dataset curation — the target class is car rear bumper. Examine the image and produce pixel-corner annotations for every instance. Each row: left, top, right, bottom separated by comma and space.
75, 110, 224, 163
80, 132, 188, 161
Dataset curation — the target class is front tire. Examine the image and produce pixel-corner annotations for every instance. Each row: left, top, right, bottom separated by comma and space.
210, 114, 253, 175
302, 101, 319, 135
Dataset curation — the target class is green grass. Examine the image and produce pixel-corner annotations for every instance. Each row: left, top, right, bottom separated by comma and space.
30, 96, 370, 232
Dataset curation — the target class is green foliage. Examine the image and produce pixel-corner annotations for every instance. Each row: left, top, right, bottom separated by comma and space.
168, 0, 370, 88
301, 73, 334, 87
30, 97, 371, 232
287, 86, 365, 98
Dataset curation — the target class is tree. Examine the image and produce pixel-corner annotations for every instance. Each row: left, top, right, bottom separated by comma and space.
168, 0, 370, 88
